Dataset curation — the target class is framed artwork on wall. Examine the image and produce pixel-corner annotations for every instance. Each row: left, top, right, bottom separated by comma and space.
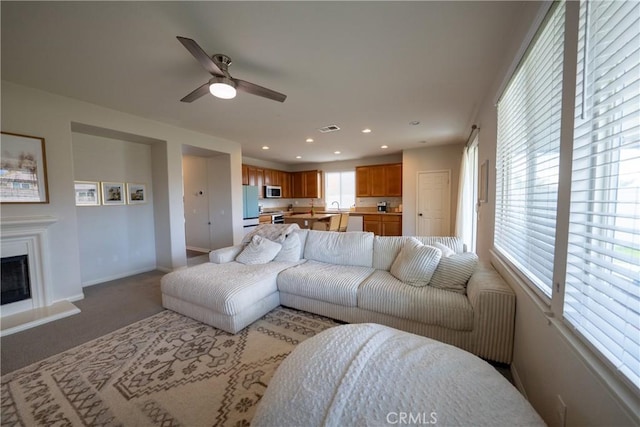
74, 181, 100, 206
0, 132, 50, 203
101, 182, 125, 205
126, 183, 146, 204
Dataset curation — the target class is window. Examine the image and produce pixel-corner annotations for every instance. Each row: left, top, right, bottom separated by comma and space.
495, 0, 639, 390
495, 1, 565, 299
324, 171, 355, 209
564, 0, 640, 389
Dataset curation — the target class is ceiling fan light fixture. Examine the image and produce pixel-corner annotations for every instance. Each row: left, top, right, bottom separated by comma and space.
209, 77, 237, 99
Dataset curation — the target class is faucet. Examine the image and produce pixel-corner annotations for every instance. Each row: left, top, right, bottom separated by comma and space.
331, 201, 340, 210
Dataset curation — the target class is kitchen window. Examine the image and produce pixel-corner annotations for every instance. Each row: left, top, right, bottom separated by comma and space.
325, 171, 355, 209
495, 0, 639, 391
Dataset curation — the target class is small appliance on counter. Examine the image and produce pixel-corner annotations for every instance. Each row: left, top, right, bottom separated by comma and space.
377, 201, 388, 212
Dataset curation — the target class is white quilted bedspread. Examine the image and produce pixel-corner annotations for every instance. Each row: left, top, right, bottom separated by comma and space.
252, 323, 545, 427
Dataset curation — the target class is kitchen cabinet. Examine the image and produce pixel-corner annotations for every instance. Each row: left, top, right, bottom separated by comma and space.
362, 214, 402, 236
356, 163, 402, 197
292, 170, 322, 199
242, 164, 249, 185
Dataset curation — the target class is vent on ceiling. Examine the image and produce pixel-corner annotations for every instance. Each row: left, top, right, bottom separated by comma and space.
318, 124, 341, 133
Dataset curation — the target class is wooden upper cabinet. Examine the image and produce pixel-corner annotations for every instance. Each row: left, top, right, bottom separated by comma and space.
242, 164, 249, 185
385, 163, 403, 197
356, 163, 402, 197
291, 170, 322, 199
356, 166, 371, 197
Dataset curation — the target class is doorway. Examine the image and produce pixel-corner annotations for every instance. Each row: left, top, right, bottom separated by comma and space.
416, 170, 451, 236
182, 146, 234, 256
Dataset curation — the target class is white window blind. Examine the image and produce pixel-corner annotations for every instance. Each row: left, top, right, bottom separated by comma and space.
495, 2, 566, 298
564, 0, 640, 389
325, 171, 355, 209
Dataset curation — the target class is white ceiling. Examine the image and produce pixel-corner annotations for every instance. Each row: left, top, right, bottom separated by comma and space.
1, 1, 533, 164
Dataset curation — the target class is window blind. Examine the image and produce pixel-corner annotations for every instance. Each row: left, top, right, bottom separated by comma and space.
564, 0, 640, 389
495, 2, 566, 298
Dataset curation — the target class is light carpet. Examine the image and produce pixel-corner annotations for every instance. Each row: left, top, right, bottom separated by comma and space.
1, 307, 340, 427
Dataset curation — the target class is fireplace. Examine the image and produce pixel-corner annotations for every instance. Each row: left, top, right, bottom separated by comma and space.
0, 215, 57, 317
1, 254, 31, 305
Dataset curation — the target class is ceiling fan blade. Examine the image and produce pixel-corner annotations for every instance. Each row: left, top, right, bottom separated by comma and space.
180, 82, 211, 103
177, 36, 223, 76
235, 79, 287, 103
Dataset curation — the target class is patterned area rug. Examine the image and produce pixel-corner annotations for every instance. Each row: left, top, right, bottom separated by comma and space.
1, 307, 340, 426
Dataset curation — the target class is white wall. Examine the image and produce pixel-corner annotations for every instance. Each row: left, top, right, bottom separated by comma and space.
72, 133, 156, 285
472, 2, 638, 426
401, 143, 464, 236
208, 155, 234, 249
1, 81, 244, 304
183, 155, 211, 251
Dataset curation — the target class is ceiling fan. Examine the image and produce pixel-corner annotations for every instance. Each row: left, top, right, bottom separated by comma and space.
176, 36, 287, 103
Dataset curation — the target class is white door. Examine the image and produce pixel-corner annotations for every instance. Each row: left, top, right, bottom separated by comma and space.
417, 170, 451, 236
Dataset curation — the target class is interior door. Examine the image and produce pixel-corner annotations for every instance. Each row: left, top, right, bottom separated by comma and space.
417, 170, 451, 236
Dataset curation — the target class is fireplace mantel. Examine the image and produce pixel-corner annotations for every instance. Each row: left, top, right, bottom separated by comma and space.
1, 215, 58, 231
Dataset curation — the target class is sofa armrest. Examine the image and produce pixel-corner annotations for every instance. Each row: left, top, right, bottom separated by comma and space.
209, 245, 244, 264
466, 263, 516, 363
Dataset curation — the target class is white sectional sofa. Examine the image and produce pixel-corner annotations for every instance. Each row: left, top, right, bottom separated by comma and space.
161, 226, 516, 363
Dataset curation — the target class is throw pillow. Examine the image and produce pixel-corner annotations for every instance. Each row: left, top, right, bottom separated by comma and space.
236, 235, 282, 265
273, 233, 301, 262
433, 242, 455, 258
429, 252, 479, 294
390, 238, 442, 287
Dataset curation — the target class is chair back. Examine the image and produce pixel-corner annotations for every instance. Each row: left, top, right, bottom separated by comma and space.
338, 213, 349, 232
328, 214, 341, 231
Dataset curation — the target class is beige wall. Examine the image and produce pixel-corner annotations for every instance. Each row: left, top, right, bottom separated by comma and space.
401, 144, 464, 237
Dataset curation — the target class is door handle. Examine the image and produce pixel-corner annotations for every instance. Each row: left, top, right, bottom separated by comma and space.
418, 213, 423, 216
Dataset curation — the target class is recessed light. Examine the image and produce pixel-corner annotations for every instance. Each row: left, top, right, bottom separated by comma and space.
262, 146, 269, 150
334, 151, 341, 155
381, 145, 388, 149
362, 128, 372, 133
296, 155, 302, 159
409, 120, 420, 126
306, 138, 314, 143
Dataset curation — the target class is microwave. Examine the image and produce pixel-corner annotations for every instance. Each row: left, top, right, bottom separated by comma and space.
264, 185, 282, 198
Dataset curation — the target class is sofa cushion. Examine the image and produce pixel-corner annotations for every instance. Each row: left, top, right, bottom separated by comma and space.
373, 236, 464, 271
430, 252, 479, 294
273, 232, 302, 262
303, 230, 374, 267
242, 223, 301, 244
277, 260, 375, 307
161, 261, 291, 316
358, 270, 474, 331
389, 238, 442, 287
236, 235, 282, 265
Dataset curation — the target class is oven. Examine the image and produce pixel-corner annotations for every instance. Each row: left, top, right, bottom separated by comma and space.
271, 214, 284, 224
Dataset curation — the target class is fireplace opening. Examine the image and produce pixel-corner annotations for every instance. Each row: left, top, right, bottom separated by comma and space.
1, 255, 31, 305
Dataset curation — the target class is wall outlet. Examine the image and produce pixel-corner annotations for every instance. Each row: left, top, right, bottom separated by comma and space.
556, 395, 567, 427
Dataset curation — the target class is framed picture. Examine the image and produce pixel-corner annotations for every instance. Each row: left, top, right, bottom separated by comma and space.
126, 183, 146, 204
0, 132, 49, 203
479, 160, 489, 203
101, 182, 125, 205
74, 181, 100, 206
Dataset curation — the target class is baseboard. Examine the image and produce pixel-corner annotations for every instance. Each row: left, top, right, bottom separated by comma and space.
186, 246, 210, 253
81, 267, 157, 287
156, 266, 172, 273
